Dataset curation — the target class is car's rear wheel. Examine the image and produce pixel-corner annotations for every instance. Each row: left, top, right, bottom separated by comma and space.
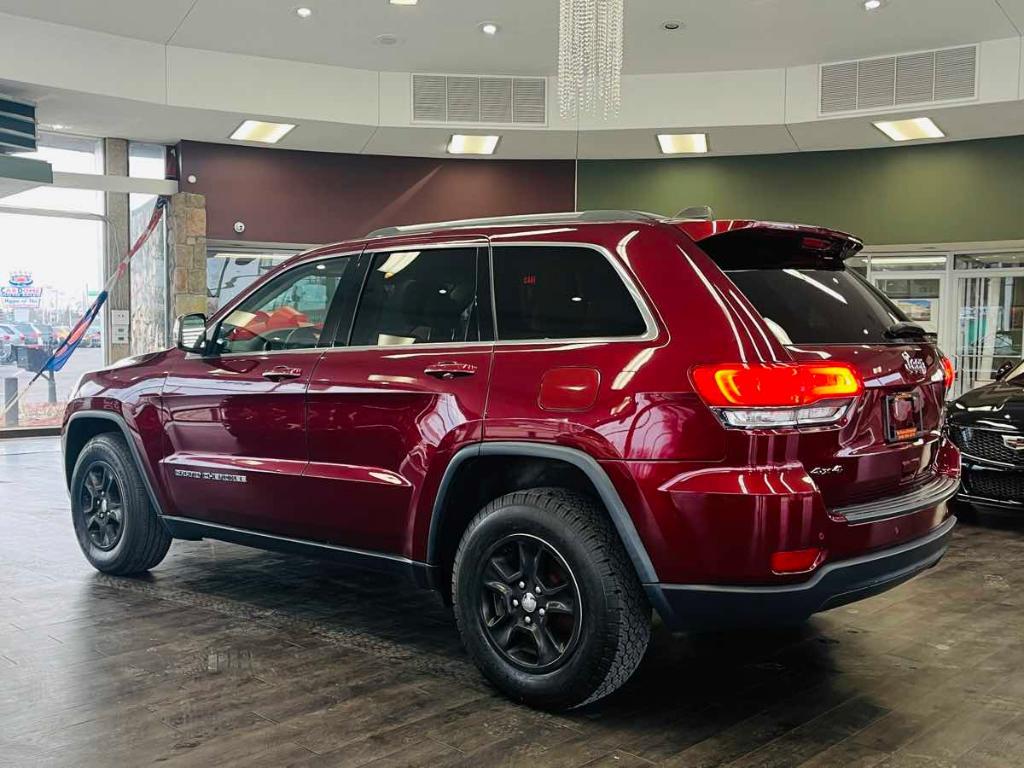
70, 433, 172, 575
452, 488, 650, 709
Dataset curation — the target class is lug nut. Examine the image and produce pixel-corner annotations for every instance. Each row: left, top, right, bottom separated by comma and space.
535, 586, 541, 594
518, 581, 525, 589
539, 608, 545, 616
524, 616, 532, 624
512, 599, 519, 607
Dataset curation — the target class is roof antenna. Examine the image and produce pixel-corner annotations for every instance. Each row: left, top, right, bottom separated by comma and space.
675, 205, 715, 220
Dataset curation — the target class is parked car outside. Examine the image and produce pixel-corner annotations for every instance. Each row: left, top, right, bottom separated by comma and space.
61, 211, 961, 708
13, 322, 42, 348
948, 358, 1024, 514
0, 323, 25, 363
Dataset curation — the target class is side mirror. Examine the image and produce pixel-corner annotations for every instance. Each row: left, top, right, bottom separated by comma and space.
994, 360, 1016, 381
174, 313, 207, 353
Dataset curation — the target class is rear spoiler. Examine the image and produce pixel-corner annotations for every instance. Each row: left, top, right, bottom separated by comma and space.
676, 220, 864, 269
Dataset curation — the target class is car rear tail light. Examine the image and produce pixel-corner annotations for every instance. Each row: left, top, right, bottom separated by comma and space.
771, 547, 825, 575
690, 362, 862, 429
940, 355, 955, 391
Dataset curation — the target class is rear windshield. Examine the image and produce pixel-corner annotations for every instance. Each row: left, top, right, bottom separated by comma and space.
724, 267, 906, 345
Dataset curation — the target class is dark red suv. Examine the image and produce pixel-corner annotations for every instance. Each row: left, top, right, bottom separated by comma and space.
62, 211, 961, 708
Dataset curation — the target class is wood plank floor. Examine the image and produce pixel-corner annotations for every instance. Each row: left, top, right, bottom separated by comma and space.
2, 437, 1023, 767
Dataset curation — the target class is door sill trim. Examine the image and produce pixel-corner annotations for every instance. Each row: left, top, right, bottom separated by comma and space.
161, 516, 436, 588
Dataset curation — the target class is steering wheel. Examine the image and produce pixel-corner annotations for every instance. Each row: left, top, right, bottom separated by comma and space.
278, 325, 320, 350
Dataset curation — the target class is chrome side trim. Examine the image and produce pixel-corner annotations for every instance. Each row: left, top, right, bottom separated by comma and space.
834, 475, 960, 524
959, 451, 1020, 469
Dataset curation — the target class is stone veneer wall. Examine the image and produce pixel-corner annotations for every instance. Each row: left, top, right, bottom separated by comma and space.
166, 192, 208, 321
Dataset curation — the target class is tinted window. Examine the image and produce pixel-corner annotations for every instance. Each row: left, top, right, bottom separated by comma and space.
493, 246, 646, 341
725, 268, 905, 345
213, 257, 354, 354
349, 248, 479, 346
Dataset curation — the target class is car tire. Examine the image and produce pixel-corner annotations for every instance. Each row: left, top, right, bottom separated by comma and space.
452, 487, 650, 709
70, 433, 172, 575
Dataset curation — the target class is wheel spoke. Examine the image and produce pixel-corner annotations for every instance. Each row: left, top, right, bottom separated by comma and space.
487, 556, 518, 585
529, 623, 559, 666
483, 579, 510, 598
544, 599, 573, 616
101, 468, 113, 494
489, 613, 516, 649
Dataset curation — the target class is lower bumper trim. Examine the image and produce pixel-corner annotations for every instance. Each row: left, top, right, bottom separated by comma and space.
648, 516, 956, 631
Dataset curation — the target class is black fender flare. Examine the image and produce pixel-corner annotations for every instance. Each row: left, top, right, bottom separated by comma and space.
63, 410, 167, 519
426, 441, 659, 584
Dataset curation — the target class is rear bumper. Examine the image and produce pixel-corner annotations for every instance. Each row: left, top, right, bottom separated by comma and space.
647, 515, 956, 631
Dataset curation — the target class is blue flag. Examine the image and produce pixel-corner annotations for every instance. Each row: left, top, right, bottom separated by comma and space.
45, 290, 108, 373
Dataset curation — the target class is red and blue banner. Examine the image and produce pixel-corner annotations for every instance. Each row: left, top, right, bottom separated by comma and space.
45, 290, 108, 373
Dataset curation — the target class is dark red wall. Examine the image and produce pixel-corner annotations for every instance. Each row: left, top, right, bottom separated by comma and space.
177, 141, 576, 244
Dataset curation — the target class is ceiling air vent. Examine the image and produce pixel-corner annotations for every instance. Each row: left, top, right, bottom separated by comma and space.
412, 75, 446, 122
819, 44, 977, 115
412, 74, 547, 126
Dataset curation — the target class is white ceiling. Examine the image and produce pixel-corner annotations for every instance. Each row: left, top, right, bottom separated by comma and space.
0, 0, 1019, 76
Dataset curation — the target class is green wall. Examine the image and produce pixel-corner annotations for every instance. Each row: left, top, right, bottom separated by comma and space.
577, 135, 1024, 245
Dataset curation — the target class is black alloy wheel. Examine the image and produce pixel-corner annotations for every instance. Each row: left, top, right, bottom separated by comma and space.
78, 461, 125, 551
478, 533, 582, 671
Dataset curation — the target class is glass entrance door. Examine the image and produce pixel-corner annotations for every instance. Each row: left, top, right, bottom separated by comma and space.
954, 252, 1024, 397
869, 255, 949, 352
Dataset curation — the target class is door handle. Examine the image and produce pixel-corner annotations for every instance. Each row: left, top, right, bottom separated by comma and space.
424, 361, 478, 380
262, 366, 303, 382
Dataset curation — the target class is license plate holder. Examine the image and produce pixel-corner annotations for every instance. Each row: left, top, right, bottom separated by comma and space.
884, 391, 923, 443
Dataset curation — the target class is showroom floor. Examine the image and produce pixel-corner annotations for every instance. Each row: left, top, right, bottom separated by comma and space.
2, 439, 1024, 767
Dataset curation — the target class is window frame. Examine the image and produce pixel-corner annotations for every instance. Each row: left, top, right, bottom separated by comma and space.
488, 241, 658, 345
201, 250, 363, 358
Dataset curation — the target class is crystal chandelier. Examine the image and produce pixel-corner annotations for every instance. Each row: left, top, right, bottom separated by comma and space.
558, 0, 624, 119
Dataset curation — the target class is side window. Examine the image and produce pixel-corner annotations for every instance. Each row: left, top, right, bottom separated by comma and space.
492, 245, 647, 341
349, 248, 479, 346
212, 257, 355, 354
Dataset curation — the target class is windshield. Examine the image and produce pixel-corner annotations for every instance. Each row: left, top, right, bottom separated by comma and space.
1005, 360, 1024, 385
723, 267, 909, 345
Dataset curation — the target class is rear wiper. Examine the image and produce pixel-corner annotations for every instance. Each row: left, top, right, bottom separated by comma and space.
884, 321, 932, 340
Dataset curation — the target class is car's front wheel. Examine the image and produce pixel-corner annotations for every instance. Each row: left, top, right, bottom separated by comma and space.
452, 488, 650, 709
70, 433, 172, 575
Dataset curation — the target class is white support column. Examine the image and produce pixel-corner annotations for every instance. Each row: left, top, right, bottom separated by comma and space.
103, 138, 130, 363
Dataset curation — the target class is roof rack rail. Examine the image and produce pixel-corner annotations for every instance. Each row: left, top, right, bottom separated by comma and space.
364, 210, 663, 239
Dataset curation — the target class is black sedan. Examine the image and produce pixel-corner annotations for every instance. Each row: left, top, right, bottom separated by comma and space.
947, 360, 1024, 514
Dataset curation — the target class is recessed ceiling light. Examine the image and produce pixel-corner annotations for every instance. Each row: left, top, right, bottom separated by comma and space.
662, 20, 683, 30
389, 0, 418, 4
873, 117, 944, 142
447, 135, 500, 155
374, 33, 402, 46
479, 22, 499, 35
295, 6, 312, 18
229, 120, 296, 144
863, 0, 885, 10
657, 133, 709, 154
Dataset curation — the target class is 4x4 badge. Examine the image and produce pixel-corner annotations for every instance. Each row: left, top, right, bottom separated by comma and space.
1002, 435, 1024, 452
902, 351, 927, 377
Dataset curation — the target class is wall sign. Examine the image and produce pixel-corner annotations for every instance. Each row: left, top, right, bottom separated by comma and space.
1, 271, 42, 308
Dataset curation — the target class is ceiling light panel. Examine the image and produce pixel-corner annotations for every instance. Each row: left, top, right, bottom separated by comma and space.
657, 133, 708, 154
389, 0, 418, 4
229, 120, 296, 144
447, 135, 500, 155
873, 117, 944, 142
